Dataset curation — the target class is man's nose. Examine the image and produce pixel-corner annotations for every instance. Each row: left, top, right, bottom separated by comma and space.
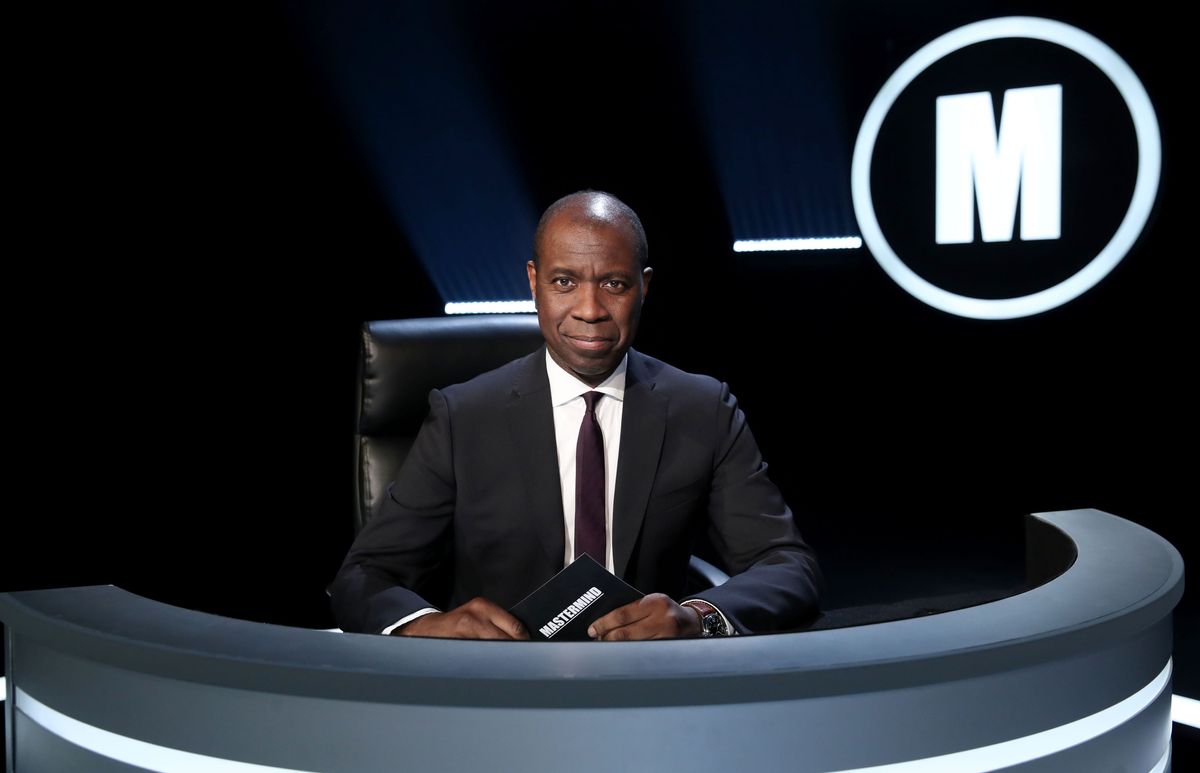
572, 282, 610, 322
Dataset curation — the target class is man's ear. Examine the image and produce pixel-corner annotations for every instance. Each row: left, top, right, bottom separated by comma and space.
641, 266, 653, 300
528, 259, 542, 307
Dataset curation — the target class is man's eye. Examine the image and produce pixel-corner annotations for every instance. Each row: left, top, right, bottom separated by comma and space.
604, 280, 628, 290
553, 277, 573, 287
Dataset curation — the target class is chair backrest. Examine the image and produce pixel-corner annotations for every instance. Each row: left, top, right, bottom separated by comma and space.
354, 315, 545, 535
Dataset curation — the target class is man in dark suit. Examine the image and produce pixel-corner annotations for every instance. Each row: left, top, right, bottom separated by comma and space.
331, 191, 821, 639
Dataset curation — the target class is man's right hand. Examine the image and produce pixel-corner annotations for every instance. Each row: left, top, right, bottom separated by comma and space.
392, 597, 530, 640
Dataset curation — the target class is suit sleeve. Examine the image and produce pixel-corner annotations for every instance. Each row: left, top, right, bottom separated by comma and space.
330, 388, 456, 634
685, 383, 823, 633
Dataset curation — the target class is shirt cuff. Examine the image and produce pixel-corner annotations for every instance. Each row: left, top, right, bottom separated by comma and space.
381, 607, 440, 635
680, 599, 738, 636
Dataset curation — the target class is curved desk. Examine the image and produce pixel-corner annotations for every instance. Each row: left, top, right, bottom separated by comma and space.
0, 509, 1184, 772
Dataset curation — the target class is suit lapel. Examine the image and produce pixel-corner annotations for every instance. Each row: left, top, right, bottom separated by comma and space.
613, 349, 667, 580
504, 349, 567, 569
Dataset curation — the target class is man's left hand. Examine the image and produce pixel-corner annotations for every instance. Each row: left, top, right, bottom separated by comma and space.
587, 593, 702, 641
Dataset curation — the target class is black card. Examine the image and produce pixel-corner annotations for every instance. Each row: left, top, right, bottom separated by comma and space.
510, 554, 644, 641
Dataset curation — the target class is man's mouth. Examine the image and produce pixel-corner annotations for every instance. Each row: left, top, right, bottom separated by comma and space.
565, 334, 613, 350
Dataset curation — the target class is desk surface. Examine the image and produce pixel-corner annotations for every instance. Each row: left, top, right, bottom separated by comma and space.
1, 508, 1185, 772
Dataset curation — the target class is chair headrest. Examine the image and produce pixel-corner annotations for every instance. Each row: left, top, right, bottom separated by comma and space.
358, 314, 544, 437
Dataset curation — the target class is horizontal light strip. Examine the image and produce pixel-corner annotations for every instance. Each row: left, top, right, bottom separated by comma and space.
16, 687, 314, 772
444, 300, 535, 315
828, 659, 1171, 772
733, 236, 863, 252
1173, 693, 1200, 729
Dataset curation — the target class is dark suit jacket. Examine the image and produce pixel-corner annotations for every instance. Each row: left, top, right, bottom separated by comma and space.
331, 347, 821, 634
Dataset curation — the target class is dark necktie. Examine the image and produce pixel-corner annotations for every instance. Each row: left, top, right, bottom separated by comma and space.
574, 391, 605, 563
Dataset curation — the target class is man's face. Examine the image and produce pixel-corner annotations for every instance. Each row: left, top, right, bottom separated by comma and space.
527, 215, 652, 387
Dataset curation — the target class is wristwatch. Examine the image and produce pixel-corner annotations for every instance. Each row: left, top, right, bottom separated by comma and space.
684, 599, 730, 637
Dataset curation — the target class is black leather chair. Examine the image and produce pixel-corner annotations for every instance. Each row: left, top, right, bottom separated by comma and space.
355, 316, 546, 535
351, 315, 728, 593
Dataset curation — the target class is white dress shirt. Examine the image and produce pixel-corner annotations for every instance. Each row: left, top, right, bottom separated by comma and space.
545, 349, 625, 572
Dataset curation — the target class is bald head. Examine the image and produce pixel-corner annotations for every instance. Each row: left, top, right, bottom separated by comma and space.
533, 190, 648, 268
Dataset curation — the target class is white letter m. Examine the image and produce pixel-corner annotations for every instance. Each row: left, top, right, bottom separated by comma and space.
936, 84, 1062, 244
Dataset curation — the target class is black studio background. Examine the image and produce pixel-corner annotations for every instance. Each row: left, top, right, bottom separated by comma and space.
6, 0, 1194, 740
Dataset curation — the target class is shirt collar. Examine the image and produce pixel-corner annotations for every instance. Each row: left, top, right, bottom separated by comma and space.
545, 350, 627, 408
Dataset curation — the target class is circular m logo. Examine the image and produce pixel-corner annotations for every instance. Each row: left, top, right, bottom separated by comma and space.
851, 17, 1161, 319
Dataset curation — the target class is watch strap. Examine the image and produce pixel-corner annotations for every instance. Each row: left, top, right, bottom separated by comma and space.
682, 599, 729, 637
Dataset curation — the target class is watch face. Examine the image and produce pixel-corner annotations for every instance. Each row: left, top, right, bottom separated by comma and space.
702, 613, 726, 637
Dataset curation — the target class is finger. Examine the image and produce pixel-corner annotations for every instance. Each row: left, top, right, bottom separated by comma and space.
599, 596, 686, 641
601, 613, 673, 640
589, 599, 653, 639
588, 605, 631, 639
599, 610, 676, 641
587, 612, 615, 639
484, 608, 530, 640
472, 618, 523, 640
458, 598, 529, 640
442, 610, 514, 640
